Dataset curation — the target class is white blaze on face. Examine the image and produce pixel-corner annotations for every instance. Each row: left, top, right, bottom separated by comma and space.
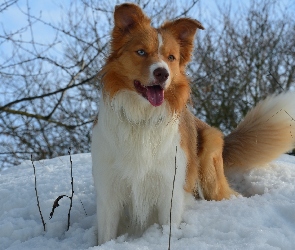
148, 33, 171, 89
158, 33, 163, 55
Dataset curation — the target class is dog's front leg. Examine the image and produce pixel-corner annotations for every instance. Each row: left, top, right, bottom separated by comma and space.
157, 183, 185, 228
96, 194, 121, 245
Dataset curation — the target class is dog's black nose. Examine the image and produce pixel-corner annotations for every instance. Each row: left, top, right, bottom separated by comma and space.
153, 67, 169, 83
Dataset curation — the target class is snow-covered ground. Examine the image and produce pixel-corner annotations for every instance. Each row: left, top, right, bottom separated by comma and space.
1, 153, 295, 250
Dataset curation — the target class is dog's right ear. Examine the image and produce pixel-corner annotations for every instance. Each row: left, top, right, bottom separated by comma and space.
111, 4, 150, 52
114, 3, 150, 33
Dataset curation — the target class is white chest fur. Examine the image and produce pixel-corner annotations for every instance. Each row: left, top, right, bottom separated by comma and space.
91, 90, 188, 244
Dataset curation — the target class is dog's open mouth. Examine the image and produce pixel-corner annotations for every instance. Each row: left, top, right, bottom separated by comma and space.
134, 80, 164, 107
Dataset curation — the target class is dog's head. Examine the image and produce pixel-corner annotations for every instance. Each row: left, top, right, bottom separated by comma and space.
102, 3, 204, 112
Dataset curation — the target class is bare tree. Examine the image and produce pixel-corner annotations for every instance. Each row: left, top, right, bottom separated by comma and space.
0, 0, 107, 169
190, 0, 295, 133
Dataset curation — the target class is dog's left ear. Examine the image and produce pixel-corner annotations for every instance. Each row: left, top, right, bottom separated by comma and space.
161, 18, 204, 64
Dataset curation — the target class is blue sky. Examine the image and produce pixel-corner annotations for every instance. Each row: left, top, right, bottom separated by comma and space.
1, 1, 65, 41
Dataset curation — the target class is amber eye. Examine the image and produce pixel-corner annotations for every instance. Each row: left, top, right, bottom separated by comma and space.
168, 55, 175, 61
137, 50, 146, 56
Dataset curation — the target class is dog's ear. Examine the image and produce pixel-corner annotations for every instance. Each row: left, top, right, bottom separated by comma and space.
111, 4, 150, 52
161, 18, 204, 65
114, 3, 150, 33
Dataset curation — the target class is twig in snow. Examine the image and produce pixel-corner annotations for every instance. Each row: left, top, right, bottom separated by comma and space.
67, 147, 74, 231
168, 146, 177, 250
80, 199, 88, 216
49, 195, 69, 219
31, 155, 46, 231
48, 147, 74, 231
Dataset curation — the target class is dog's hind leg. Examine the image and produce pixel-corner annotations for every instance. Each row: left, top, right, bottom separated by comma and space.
197, 127, 239, 201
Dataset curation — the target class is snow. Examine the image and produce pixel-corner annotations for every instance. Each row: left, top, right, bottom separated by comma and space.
1, 153, 295, 250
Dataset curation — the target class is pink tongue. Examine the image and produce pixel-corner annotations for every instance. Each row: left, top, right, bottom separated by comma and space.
146, 85, 164, 107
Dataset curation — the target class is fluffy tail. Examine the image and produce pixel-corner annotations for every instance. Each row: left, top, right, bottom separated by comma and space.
223, 92, 295, 170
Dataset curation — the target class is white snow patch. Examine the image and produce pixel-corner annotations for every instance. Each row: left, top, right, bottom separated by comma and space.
1, 153, 295, 249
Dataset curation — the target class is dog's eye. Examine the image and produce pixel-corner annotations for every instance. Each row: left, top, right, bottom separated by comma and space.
168, 55, 175, 61
136, 50, 146, 56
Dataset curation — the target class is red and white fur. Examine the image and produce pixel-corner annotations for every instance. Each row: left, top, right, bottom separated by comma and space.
91, 3, 295, 245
